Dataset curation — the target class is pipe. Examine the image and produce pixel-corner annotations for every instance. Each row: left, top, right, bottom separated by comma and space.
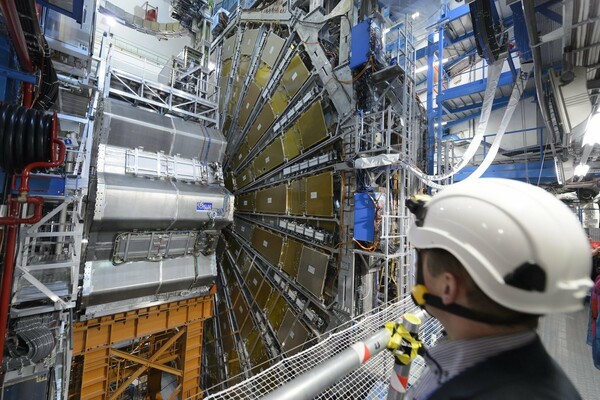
19, 114, 66, 196
521, 0, 556, 144
262, 328, 392, 400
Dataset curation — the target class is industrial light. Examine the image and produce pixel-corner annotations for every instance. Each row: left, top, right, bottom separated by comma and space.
583, 112, 600, 146
411, 12, 420, 20
105, 16, 116, 27
415, 58, 449, 74
433, 121, 447, 127
574, 163, 590, 177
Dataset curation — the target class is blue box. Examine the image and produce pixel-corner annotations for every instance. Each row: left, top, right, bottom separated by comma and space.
354, 192, 376, 241
350, 20, 372, 70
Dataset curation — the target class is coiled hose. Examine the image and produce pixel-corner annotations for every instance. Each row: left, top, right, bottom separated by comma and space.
0, 103, 52, 173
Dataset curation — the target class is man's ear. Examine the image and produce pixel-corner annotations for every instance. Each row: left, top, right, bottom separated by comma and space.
440, 272, 459, 305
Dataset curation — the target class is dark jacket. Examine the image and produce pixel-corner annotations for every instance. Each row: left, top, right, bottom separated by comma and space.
426, 336, 581, 400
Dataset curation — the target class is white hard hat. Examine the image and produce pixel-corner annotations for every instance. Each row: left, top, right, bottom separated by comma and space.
408, 178, 593, 315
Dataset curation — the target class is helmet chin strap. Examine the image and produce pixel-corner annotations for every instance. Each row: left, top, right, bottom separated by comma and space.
411, 285, 535, 326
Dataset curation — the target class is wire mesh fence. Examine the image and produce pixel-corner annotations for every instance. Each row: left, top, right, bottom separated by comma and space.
201, 296, 442, 399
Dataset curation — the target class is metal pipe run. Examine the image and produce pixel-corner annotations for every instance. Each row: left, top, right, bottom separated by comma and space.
262, 328, 392, 400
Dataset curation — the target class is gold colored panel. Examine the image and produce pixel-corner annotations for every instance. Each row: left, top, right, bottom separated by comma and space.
226, 237, 241, 260
255, 64, 272, 89
240, 314, 254, 337
255, 281, 272, 310
237, 83, 261, 128
236, 218, 254, 242
247, 105, 275, 150
238, 251, 252, 277
223, 35, 236, 60
282, 124, 303, 160
251, 227, 284, 266
281, 238, 302, 278
225, 173, 235, 192
261, 32, 285, 68
223, 116, 232, 134
267, 296, 288, 331
250, 335, 269, 373
282, 320, 309, 356
264, 291, 279, 314
246, 330, 260, 355
298, 102, 328, 149
231, 142, 249, 170
281, 54, 310, 99
289, 178, 306, 216
305, 172, 333, 217
238, 164, 254, 188
255, 184, 287, 214
297, 246, 330, 298
237, 59, 250, 81
246, 265, 264, 297
269, 86, 288, 115
233, 296, 249, 327
236, 192, 255, 212
253, 139, 285, 178
241, 29, 259, 56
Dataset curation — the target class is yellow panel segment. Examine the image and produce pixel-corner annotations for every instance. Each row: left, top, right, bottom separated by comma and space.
282, 124, 303, 159
298, 102, 328, 149
251, 227, 284, 266
231, 142, 249, 170
236, 192, 255, 212
247, 104, 275, 150
237, 164, 254, 188
289, 178, 306, 216
253, 138, 285, 178
281, 54, 310, 99
237, 83, 261, 128
281, 238, 302, 278
269, 86, 288, 116
255, 64, 272, 89
305, 171, 334, 217
255, 183, 287, 214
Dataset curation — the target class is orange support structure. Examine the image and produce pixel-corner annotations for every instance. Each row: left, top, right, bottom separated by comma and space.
71, 293, 215, 400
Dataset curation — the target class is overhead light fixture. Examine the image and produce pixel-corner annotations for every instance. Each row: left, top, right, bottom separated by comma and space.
105, 16, 116, 27
583, 112, 600, 146
433, 121, 447, 127
574, 163, 590, 177
415, 58, 449, 74
411, 12, 420, 20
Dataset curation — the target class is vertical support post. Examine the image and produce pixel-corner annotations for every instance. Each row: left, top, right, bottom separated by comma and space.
435, 29, 445, 175
426, 33, 436, 175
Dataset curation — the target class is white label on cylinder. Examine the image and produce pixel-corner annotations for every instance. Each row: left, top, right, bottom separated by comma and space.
310, 192, 318, 199
243, 175, 247, 181
265, 156, 270, 163
269, 46, 275, 54
292, 72, 298, 81
238, 154, 243, 160
263, 240, 268, 247
257, 123, 262, 131
267, 197, 272, 203
253, 278, 258, 286
308, 265, 315, 274
241, 226, 246, 231
246, 102, 250, 109
289, 331, 295, 339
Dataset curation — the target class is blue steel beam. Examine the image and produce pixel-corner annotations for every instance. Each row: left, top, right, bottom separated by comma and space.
438, 69, 517, 102
440, 89, 536, 115
444, 94, 536, 129
0, 65, 36, 84
536, 7, 562, 23
453, 160, 557, 183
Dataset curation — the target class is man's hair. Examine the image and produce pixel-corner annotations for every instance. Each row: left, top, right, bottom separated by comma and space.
423, 248, 539, 329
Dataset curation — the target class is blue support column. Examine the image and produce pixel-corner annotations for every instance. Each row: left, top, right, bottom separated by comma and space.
436, 30, 444, 175
426, 32, 436, 175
